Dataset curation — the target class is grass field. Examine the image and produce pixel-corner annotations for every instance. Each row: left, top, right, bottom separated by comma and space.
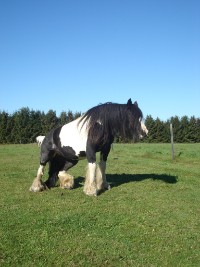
0, 143, 200, 266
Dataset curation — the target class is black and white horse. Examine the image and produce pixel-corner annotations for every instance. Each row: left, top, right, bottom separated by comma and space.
30, 99, 148, 196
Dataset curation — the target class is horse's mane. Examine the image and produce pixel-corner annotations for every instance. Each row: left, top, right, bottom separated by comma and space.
79, 99, 143, 144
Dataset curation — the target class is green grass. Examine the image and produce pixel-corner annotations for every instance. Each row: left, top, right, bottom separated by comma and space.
0, 143, 200, 266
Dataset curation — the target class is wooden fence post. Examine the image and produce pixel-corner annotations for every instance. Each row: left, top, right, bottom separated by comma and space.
170, 123, 175, 160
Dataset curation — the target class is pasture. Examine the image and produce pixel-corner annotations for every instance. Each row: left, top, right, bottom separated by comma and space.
0, 143, 200, 266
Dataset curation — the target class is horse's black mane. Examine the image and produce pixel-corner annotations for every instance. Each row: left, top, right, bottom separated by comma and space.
79, 99, 143, 144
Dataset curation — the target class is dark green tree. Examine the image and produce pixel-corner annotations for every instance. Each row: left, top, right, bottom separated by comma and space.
42, 110, 59, 135
188, 116, 198, 143
0, 111, 9, 143
74, 111, 82, 119
196, 118, 200, 142
170, 116, 181, 143
59, 111, 68, 125
180, 116, 190, 143
144, 115, 157, 143
11, 108, 31, 143
66, 110, 74, 123
28, 110, 44, 143
154, 118, 169, 143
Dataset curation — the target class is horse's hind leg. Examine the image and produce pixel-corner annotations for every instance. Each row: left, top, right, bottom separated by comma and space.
58, 171, 74, 189
58, 160, 78, 189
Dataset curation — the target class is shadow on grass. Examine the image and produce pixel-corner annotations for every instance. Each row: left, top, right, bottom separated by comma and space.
74, 173, 177, 190
74, 176, 85, 188
106, 173, 178, 187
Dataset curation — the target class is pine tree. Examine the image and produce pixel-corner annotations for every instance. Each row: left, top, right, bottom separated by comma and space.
59, 111, 68, 125
29, 110, 44, 143
180, 116, 190, 143
170, 116, 181, 143
196, 118, 200, 142
42, 110, 59, 135
154, 118, 168, 143
0, 111, 9, 143
188, 116, 198, 143
145, 115, 157, 143
66, 110, 74, 123
11, 108, 31, 143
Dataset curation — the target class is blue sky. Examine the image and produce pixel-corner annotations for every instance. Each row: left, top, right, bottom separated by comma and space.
0, 0, 199, 121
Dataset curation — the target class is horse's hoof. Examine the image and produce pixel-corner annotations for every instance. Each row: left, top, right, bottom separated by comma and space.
86, 192, 98, 197
97, 184, 111, 192
59, 172, 74, 190
29, 183, 46, 192
84, 189, 98, 197
61, 185, 73, 190
29, 186, 42, 192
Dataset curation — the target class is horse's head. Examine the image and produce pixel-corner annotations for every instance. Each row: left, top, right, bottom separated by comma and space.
138, 119, 148, 139
127, 99, 148, 141
132, 118, 148, 142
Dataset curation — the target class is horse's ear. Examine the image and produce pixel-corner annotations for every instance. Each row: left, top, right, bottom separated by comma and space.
127, 98, 132, 108
134, 101, 138, 107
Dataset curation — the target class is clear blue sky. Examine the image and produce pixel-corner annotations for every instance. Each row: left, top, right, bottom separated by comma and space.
0, 0, 199, 121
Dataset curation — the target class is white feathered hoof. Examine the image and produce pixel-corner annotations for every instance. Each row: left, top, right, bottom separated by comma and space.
97, 182, 111, 191
58, 172, 74, 190
83, 184, 98, 196
29, 178, 47, 192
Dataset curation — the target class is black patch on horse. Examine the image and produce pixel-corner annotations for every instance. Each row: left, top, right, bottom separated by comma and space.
79, 99, 143, 144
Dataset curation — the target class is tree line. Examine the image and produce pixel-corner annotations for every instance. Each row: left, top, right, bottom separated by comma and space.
144, 115, 200, 143
0, 108, 199, 144
0, 108, 81, 144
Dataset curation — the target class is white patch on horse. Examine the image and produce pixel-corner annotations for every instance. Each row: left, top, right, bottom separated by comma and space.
140, 120, 148, 137
59, 117, 89, 157
36, 135, 45, 147
97, 119, 102, 125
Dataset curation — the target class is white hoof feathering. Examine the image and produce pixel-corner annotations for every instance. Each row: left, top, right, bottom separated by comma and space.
84, 163, 98, 196
83, 184, 98, 196
96, 161, 110, 191
58, 171, 74, 189
29, 178, 46, 192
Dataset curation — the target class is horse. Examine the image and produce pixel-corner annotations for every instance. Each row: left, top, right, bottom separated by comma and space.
36, 135, 45, 147
29, 99, 148, 196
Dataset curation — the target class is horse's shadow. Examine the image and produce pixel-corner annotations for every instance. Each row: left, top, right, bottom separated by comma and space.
106, 173, 178, 188
75, 173, 178, 189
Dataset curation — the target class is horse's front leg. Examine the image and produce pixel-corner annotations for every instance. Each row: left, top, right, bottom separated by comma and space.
83, 143, 98, 196
29, 164, 47, 192
84, 162, 97, 196
96, 160, 110, 191
96, 145, 112, 192
30, 141, 54, 192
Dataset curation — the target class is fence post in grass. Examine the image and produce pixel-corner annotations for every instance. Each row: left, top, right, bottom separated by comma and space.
170, 123, 175, 160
